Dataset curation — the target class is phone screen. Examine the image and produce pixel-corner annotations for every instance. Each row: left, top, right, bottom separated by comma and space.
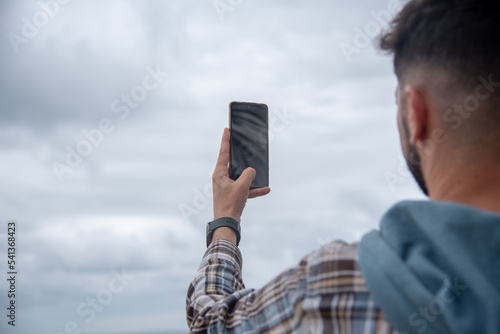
229, 101, 269, 189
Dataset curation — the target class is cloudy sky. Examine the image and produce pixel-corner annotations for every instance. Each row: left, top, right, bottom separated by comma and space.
0, 0, 425, 333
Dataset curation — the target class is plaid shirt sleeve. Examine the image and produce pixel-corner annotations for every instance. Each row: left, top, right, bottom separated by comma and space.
186, 239, 396, 334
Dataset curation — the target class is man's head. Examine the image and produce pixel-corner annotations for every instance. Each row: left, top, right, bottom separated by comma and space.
379, 0, 500, 197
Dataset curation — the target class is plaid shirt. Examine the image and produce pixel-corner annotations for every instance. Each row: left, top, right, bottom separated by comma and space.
186, 239, 397, 334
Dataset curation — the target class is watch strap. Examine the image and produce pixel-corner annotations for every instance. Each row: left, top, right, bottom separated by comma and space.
206, 217, 241, 247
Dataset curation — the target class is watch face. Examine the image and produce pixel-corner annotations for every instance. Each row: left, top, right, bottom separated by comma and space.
206, 222, 212, 247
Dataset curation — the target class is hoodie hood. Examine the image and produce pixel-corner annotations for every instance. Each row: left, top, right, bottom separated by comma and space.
359, 200, 500, 334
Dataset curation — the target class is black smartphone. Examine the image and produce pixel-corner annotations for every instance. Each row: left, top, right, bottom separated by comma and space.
229, 101, 269, 189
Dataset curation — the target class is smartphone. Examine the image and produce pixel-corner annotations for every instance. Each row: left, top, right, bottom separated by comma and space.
229, 101, 269, 189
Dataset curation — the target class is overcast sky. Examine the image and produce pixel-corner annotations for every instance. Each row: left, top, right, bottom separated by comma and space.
0, 0, 424, 333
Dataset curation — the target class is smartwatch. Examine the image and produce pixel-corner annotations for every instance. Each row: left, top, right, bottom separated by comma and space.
206, 217, 241, 247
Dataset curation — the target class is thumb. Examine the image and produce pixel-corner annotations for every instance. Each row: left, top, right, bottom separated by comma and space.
239, 167, 256, 187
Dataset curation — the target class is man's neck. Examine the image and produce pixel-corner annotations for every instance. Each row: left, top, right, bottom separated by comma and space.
427, 157, 500, 214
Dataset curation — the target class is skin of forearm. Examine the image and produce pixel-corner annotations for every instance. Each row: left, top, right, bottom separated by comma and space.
212, 227, 237, 245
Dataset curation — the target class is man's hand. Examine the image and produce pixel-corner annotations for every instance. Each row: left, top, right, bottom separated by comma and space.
212, 128, 271, 240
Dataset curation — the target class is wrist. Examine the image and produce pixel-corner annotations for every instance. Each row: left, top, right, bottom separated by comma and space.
206, 217, 241, 247
212, 227, 237, 245
214, 212, 240, 223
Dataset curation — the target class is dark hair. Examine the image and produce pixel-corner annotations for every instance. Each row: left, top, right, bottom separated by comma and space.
380, 0, 500, 91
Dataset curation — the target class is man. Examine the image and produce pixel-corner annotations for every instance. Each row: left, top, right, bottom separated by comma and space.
186, 0, 500, 333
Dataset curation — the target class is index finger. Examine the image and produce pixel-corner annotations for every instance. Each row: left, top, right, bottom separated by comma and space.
214, 128, 230, 173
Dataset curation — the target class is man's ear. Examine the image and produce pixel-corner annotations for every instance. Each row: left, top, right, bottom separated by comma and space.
404, 85, 429, 145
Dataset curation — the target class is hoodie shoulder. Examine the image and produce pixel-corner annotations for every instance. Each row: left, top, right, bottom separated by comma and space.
359, 200, 500, 334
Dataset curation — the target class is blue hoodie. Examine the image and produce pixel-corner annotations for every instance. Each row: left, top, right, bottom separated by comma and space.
358, 201, 500, 334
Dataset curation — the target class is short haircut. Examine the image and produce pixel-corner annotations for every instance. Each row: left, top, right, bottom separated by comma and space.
379, 0, 500, 94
